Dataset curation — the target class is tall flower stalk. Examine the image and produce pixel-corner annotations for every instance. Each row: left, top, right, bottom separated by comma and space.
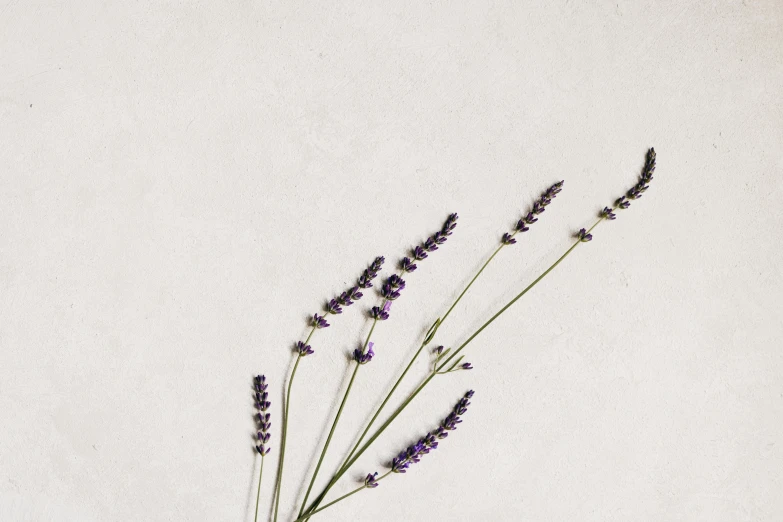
297, 214, 459, 518
292, 391, 474, 522
271, 257, 384, 522
301, 182, 565, 517
301, 149, 657, 517
253, 375, 271, 522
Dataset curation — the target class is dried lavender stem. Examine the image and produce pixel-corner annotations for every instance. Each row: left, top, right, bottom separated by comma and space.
305, 229, 598, 511
253, 455, 265, 522
334, 244, 504, 475
272, 326, 313, 522
297, 319, 378, 517
293, 472, 392, 522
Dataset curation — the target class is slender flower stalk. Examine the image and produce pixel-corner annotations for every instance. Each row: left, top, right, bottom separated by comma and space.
304, 150, 656, 514
297, 214, 459, 519
271, 257, 384, 522
253, 375, 271, 522
294, 391, 474, 521
301, 182, 565, 518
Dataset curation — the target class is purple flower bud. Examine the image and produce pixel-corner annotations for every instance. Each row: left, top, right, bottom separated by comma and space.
325, 299, 343, 315
424, 237, 439, 252
380, 283, 401, 301
461, 362, 473, 370
524, 212, 538, 224
254, 375, 272, 456
364, 472, 380, 488
616, 196, 630, 209
295, 341, 315, 357
515, 219, 530, 232
400, 257, 417, 272
387, 274, 406, 289
600, 207, 617, 220
501, 233, 517, 245
370, 304, 390, 321
442, 213, 459, 236
354, 341, 375, 365
413, 245, 428, 261
577, 228, 593, 242
312, 313, 330, 329
434, 346, 444, 355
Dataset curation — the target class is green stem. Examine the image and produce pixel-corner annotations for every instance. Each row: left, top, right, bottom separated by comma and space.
305, 224, 602, 511
253, 456, 265, 522
297, 320, 378, 517
293, 472, 392, 522
272, 325, 312, 522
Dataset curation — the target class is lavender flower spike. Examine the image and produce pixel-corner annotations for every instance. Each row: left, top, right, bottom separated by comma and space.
612, 148, 657, 213
506, 180, 564, 245
400, 213, 460, 274
390, 391, 474, 473
324, 256, 385, 315
254, 375, 272, 456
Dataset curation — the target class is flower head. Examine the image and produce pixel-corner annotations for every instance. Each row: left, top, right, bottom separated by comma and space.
389, 390, 474, 473
354, 342, 375, 365
254, 375, 271, 456
324, 256, 385, 316
370, 301, 391, 320
609, 148, 657, 214
357, 256, 385, 289
400, 257, 417, 272
599, 207, 617, 220
460, 362, 473, 370
295, 341, 315, 357
312, 313, 330, 329
364, 472, 380, 488
577, 228, 593, 242
502, 181, 564, 245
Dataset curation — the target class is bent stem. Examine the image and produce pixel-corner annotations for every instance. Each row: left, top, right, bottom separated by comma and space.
297, 320, 378, 517
253, 456, 265, 522
272, 326, 315, 522
294, 472, 392, 522
304, 221, 603, 514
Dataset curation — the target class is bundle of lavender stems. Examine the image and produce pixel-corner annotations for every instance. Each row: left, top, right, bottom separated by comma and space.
251, 148, 657, 521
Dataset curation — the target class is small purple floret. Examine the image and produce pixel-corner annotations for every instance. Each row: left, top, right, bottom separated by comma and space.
364, 472, 380, 488
296, 341, 315, 357
577, 228, 593, 242
354, 341, 375, 365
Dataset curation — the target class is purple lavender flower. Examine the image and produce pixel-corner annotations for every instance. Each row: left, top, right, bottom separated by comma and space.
325, 299, 343, 315
324, 256, 385, 316
442, 213, 458, 236
389, 391, 473, 473
424, 237, 439, 252
296, 341, 315, 357
380, 283, 401, 301
387, 274, 406, 289
577, 228, 593, 242
369, 301, 391, 320
413, 245, 428, 261
254, 375, 271, 456
364, 472, 380, 488
434, 346, 444, 356
354, 342, 375, 365
600, 207, 617, 220
612, 148, 657, 212
400, 257, 417, 273
502, 181, 564, 245
357, 256, 385, 289
312, 313, 330, 329
460, 362, 473, 370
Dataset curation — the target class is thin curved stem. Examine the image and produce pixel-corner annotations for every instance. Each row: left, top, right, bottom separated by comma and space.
293, 472, 392, 522
253, 456, 265, 522
272, 344, 307, 522
304, 226, 602, 512
297, 320, 378, 517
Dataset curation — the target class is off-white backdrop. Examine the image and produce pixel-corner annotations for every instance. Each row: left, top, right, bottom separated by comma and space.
1, 1, 782, 521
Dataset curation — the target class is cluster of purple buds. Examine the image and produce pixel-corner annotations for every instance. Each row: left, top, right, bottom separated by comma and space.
296, 341, 315, 357
380, 274, 406, 301
614, 148, 656, 212
311, 313, 330, 329
254, 375, 271, 456
506, 180, 564, 243
577, 228, 593, 242
399, 213, 458, 274
389, 390, 474, 473
325, 256, 385, 315
370, 301, 391, 321
353, 342, 375, 365
364, 472, 380, 489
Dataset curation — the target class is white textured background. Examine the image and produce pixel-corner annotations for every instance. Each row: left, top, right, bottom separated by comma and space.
1, 1, 782, 521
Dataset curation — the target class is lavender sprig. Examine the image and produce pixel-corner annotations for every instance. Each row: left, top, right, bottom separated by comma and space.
253, 375, 271, 522
507, 180, 564, 244
306, 150, 658, 513
292, 392, 474, 522
273, 256, 386, 522
298, 214, 459, 519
